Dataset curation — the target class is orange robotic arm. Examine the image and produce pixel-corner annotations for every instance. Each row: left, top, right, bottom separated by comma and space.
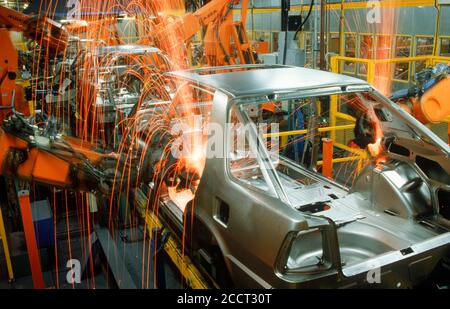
393, 64, 450, 124
0, 5, 71, 123
157, 0, 239, 43
0, 4, 68, 52
0, 4, 29, 32
139, 0, 250, 67
203, 0, 256, 66
0, 113, 136, 194
190, 0, 256, 66
408, 77, 450, 124
64, 17, 123, 46
0, 19, 29, 122
0, 26, 21, 123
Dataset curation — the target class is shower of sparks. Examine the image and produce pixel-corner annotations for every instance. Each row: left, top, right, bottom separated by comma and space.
18, 0, 212, 288
11, 0, 394, 289
371, 5, 397, 96
331, 1, 398, 95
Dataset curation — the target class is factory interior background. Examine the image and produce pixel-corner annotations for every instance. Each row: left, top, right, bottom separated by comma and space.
0, 0, 449, 290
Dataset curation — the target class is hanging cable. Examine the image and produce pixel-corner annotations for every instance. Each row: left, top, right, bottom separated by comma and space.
282, 0, 290, 65
293, 0, 315, 41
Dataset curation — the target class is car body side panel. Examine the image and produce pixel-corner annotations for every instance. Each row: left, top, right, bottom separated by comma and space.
193, 90, 308, 287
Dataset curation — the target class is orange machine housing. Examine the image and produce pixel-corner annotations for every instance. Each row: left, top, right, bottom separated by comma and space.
0, 29, 29, 123
0, 126, 118, 191
411, 76, 450, 124
139, 0, 255, 67
252, 41, 270, 54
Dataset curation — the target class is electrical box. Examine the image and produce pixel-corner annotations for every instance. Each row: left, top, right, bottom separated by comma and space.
288, 15, 302, 32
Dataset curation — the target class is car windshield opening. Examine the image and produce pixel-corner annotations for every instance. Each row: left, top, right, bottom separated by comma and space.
236, 90, 425, 206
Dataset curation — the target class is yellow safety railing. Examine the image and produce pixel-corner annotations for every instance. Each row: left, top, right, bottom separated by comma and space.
262, 54, 445, 177
265, 120, 368, 169
266, 124, 356, 138
330, 55, 450, 87
331, 55, 450, 128
0, 207, 14, 282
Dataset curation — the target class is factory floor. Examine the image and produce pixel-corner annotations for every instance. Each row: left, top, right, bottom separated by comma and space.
0, 210, 183, 289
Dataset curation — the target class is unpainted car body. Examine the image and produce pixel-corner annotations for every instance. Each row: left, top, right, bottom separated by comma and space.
140, 65, 450, 288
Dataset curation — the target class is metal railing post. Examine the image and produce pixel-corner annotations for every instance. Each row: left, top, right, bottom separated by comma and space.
322, 138, 334, 179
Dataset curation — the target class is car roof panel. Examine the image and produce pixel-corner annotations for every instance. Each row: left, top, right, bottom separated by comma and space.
166, 65, 369, 97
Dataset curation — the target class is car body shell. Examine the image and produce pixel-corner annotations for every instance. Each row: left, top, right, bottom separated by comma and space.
158, 65, 450, 288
